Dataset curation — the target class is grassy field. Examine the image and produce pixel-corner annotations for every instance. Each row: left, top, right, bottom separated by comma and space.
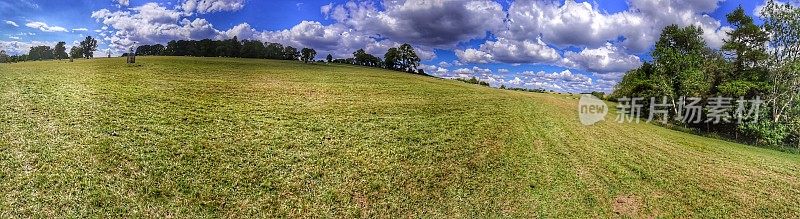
1, 56, 799, 218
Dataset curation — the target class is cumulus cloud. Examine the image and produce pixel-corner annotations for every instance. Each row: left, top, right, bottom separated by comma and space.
25, 21, 68, 32
504, 1, 643, 49
182, 0, 245, 14
114, 0, 129, 6
457, 37, 560, 64
501, 0, 731, 53
456, 49, 493, 64
92, 2, 221, 52
224, 23, 259, 39
517, 69, 601, 93
562, 43, 642, 74
0, 40, 56, 55
4, 20, 18, 27
325, 0, 505, 47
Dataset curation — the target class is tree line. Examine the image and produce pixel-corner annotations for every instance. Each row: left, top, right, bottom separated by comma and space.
0, 36, 98, 63
128, 37, 424, 74
612, 1, 800, 149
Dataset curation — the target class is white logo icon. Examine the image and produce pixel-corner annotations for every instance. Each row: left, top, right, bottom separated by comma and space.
578, 94, 608, 125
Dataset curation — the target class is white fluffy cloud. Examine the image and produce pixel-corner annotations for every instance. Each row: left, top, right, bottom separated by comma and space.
325, 0, 505, 47
92, 3, 221, 52
223, 23, 259, 40
0, 40, 56, 55
25, 21, 68, 32
182, 0, 245, 14
504, 1, 644, 49
456, 49, 493, 64
562, 43, 642, 74
499, 0, 731, 53
456, 37, 560, 64
114, 0, 129, 6
518, 69, 600, 92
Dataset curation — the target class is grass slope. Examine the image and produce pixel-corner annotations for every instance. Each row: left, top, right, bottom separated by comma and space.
1, 57, 799, 218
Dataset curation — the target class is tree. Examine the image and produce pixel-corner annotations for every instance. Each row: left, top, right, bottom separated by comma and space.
723, 6, 769, 75
28, 46, 54, 61
265, 42, 284, 59
135, 45, 150, 56
718, 6, 770, 98
240, 40, 266, 58
80, 36, 98, 59
198, 39, 218, 57
398, 44, 421, 73
652, 25, 710, 111
70, 46, 83, 59
612, 62, 662, 99
152, 44, 165, 55
761, 0, 800, 124
301, 48, 317, 63
220, 36, 241, 57
353, 49, 380, 66
283, 46, 299, 60
54, 42, 68, 60
326, 54, 333, 63
384, 48, 399, 70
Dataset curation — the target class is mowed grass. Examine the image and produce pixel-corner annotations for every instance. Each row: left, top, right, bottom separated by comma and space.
1, 56, 799, 218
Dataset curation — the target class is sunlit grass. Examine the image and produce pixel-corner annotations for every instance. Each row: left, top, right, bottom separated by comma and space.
0, 57, 798, 217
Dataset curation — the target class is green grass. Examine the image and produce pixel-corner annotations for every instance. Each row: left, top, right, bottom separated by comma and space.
1, 57, 799, 218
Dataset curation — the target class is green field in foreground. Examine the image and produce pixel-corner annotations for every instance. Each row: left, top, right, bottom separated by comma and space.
1, 57, 799, 218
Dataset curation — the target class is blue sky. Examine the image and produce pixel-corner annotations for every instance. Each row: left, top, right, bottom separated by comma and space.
0, 0, 772, 93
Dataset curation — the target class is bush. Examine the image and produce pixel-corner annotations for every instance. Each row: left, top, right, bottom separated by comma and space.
740, 120, 790, 146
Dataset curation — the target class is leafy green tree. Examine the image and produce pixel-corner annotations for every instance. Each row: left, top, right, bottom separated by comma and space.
54, 42, 68, 60
283, 46, 299, 60
398, 43, 421, 73
723, 6, 769, 76
717, 6, 770, 97
152, 44, 165, 55
384, 47, 399, 70
301, 48, 316, 63
28, 45, 54, 61
353, 49, 380, 66
80, 36, 98, 59
761, 0, 800, 125
69, 46, 83, 59
612, 62, 666, 99
240, 40, 265, 58
652, 25, 710, 104
220, 36, 241, 57
265, 43, 284, 59
326, 54, 333, 63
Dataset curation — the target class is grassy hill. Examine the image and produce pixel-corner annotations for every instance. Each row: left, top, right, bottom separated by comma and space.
1, 57, 799, 218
